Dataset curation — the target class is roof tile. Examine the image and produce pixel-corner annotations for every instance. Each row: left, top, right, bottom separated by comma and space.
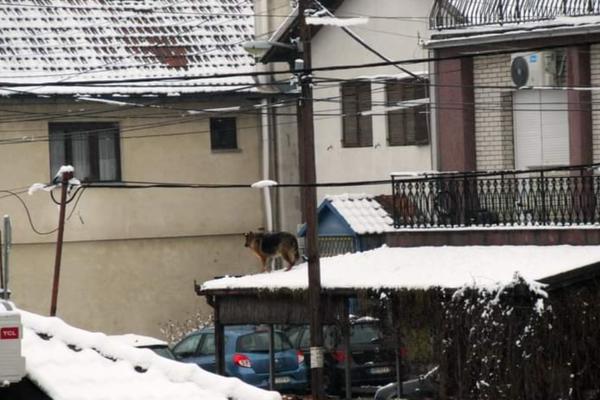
0, 0, 256, 95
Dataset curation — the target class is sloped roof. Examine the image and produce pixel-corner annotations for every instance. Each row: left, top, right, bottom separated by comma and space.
19, 310, 280, 400
0, 0, 256, 96
200, 245, 600, 292
323, 194, 395, 235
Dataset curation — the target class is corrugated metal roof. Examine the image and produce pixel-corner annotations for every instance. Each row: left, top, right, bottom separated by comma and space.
0, 0, 256, 95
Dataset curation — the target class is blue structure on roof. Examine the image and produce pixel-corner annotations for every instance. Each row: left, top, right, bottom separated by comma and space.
298, 197, 386, 257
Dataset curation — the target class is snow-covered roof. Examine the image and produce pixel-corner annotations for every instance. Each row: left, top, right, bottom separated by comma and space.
20, 310, 280, 400
200, 245, 600, 292
427, 15, 600, 48
323, 194, 395, 235
0, 0, 256, 96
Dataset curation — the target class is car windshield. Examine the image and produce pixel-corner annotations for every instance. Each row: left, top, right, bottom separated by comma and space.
236, 331, 293, 353
350, 324, 381, 345
149, 346, 176, 360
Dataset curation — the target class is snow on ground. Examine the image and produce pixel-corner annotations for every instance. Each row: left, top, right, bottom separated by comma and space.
201, 245, 600, 292
20, 310, 281, 400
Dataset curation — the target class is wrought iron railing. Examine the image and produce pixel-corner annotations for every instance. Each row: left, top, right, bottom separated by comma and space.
430, 0, 600, 30
391, 165, 600, 228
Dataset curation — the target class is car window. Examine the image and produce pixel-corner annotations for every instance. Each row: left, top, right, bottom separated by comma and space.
173, 334, 202, 358
286, 327, 303, 347
236, 331, 293, 353
351, 324, 381, 345
198, 333, 216, 355
150, 346, 176, 360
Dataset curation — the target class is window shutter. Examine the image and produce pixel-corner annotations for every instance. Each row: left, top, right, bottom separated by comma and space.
341, 83, 359, 147
357, 82, 372, 146
387, 79, 430, 146
404, 83, 416, 145
387, 81, 407, 146
414, 81, 429, 144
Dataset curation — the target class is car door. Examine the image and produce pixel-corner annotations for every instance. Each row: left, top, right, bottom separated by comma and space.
172, 333, 203, 364
195, 333, 218, 373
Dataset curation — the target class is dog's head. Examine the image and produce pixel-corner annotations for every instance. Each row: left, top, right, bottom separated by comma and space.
243, 232, 255, 247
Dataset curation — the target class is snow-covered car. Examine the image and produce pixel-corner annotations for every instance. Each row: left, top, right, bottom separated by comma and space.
374, 367, 439, 400
110, 334, 176, 360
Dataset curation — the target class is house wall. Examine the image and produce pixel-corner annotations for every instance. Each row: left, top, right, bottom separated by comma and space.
0, 96, 267, 337
465, 45, 600, 169
473, 54, 515, 170
254, 0, 292, 38
12, 235, 259, 336
310, 0, 433, 199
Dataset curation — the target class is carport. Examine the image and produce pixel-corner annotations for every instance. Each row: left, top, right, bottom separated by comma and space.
195, 245, 600, 399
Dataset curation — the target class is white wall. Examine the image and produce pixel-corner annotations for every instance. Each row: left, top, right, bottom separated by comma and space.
311, 0, 433, 199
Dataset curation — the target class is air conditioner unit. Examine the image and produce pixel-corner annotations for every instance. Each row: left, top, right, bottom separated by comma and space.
510, 51, 557, 88
0, 301, 26, 385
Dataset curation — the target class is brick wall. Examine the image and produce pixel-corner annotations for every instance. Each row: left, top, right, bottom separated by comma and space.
473, 54, 515, 170
590, 44, 600, 163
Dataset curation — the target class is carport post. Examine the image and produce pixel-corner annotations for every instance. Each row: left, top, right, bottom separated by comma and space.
392, 295, 403, 398
269, 324, 275, 390
214, 297, 225, 376
342, 297, 352, 400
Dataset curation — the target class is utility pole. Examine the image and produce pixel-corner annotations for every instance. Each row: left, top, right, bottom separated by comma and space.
297, 1, 325, 399
50, 169, 73, 317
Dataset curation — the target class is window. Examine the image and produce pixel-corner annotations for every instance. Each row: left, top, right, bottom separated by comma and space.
210, 117, 238, 150
236, 332, 293, 352
513, 89, 568, 169
172, 334, 202, 358
198, 333, 216, 356
49, 122, 121, 182
341, 81, 372, 147
386, 78, 429, 146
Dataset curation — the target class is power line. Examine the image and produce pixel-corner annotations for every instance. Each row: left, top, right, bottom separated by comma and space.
0, 41, 589, 88
0, 1, 428, 20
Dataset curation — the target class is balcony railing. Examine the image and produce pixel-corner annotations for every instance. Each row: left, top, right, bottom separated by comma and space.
391, 165, 600, 229
430, 0, 600, 30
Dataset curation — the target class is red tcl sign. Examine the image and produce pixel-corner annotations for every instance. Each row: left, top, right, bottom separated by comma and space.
0, 327, 19, 339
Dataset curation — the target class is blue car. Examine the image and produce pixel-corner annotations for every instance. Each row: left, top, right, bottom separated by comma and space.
172, 326, 307, 392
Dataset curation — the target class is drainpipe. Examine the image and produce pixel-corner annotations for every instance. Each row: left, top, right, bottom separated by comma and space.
261, 99, 274, 232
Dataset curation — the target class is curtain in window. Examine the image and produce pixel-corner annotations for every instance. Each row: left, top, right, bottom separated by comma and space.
98, 132, 118, 181
49, 132, 65, 178
71, 132, 91, 181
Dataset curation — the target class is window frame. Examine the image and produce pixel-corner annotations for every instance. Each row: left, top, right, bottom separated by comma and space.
210, 117, 238, 151
385, 78, 430, 146
48, 121, 122, 182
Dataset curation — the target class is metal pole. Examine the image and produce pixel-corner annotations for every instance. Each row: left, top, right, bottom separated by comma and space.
297, 1, 324, 399
49, 170, 73, 316
0, 231, 4, 300
342, 298, 352, 400
269, 324, 275, 390
3, 216, 11, 301
214, 298, 225, 376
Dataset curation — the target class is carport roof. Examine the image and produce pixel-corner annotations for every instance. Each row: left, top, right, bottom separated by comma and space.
199, 245, 600, 294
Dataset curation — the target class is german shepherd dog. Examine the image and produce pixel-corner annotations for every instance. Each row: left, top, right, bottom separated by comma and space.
244, 231, 300, 272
